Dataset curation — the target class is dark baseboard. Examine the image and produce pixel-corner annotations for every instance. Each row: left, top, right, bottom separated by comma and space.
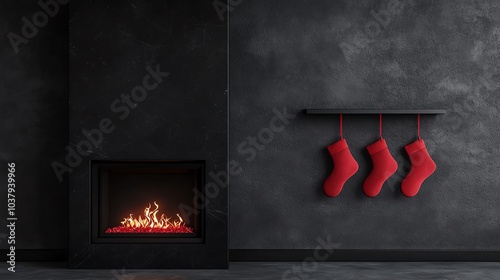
2, 249, 500, 262
1, 249, 67, 262
230, 249, 500, 262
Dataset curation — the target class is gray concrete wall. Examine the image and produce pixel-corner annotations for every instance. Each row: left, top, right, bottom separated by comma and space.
230, 0, 500, 249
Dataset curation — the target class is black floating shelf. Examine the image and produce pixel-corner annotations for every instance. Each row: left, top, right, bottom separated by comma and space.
303, 109, 446, 115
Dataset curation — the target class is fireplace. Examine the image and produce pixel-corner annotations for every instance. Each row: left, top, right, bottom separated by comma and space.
91, 161, 204, 244
69, 160, 228, 269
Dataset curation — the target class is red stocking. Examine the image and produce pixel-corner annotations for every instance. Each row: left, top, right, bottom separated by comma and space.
323, 115, 359, 197
363, 115, 398, 197
401, 115, 436, 197
401, 139, 436, 197
363, 139, 398, 197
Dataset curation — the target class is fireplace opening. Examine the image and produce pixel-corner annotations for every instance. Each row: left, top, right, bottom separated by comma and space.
91, 160, 204, 244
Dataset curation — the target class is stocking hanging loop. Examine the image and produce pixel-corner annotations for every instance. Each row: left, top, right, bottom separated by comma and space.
417, 114, 421, 140
379, 114, 383, 139
339, 114, 343, 139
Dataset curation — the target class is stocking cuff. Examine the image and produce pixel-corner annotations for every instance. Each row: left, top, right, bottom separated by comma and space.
366, 138, 388, 155
327, 138, 349, 154
405, 139, 426, 155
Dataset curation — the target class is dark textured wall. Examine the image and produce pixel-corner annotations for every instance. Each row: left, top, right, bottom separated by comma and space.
230, 0, 500, 249
0, 1, 68, 250
2, 0, 499, 256
68, 0, 227, 266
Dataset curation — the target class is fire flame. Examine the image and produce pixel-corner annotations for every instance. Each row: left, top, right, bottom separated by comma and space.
105, 201, 194, 234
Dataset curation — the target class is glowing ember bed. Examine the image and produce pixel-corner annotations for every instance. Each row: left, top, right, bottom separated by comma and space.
104, 201, 194, 234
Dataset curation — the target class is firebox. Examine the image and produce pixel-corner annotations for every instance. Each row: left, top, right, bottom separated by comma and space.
90, 160, 204, 244
69, 159, 228, 269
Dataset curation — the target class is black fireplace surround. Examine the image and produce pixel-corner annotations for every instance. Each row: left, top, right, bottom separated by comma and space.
69, 160, 228, 268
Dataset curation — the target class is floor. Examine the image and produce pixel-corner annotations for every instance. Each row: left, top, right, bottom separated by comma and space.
1, 262, 500, 280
